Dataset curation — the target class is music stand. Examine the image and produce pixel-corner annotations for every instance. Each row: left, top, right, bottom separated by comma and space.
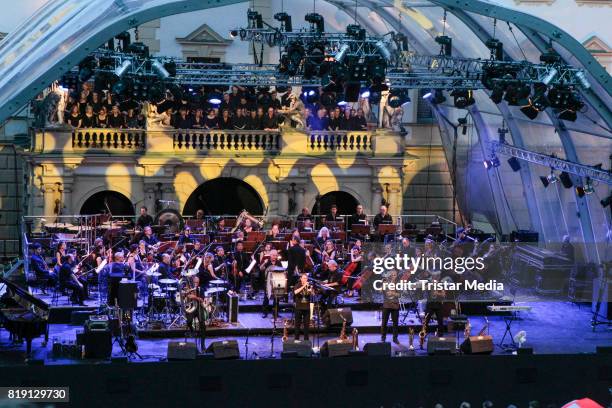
350, 224, 370, 236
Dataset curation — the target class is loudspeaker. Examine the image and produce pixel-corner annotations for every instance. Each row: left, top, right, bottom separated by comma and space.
427, 336, 457, 355
117, 280, 138, 310
363, 342, 391, 357
282, 339, 312, 357
460, 335, 494, 354
206, 340, 240, 360
71, 310, 94, 325
323, 308, 353, 327
320, 339, 353, 357
227, 293, 239, 323
167, 341, 198, 360
83, 319, 112, 359
559, 172, 574, 188
517, 347, 533, 355
507, 157, 521, 172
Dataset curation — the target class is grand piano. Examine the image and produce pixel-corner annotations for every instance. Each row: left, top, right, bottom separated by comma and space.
511, 245, 572, 294
0, 276, 49, 354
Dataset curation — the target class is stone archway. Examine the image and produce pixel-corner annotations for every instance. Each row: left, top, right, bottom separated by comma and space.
183, 177, 264, 216
80, 190, 135, 216
313, 190, 359, 216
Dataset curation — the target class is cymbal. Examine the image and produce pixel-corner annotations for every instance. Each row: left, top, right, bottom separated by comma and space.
205, 287, 227, 295
44, 223, 75, 229
159, 278, 178, 285
146, 271, 162, 277
66, 225, 94, 232
147, 284, 160, 291
182, 269, 198, 277
209, 279, 226, 285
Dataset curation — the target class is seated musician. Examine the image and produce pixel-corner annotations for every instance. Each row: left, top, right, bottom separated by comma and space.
242, 218, 257, 234
136, 240, 148, 263
287, 235, 306, 287
216, 218, 227, 232
320, 260, 342, 309
195, 252, 218, 289
212, 246, 229, 279
178, 226, 193, 245
231, 241, 250, 292
232, 230, 245, 244
266, 223, 281, 241
158, 253, 176, 280
314, 227, 331, 260
373, 205, 393, 243
293, 273, 314, 341
136, 206, 154, 229
30, 243, 57, 287
299, 218, 314, 232
398, 237, 416, 258
296, 207, 312, 222
325, 204, 343, 222
59, 254, 86, 305
261, 249, 281, 318
343, 244, 362, 297
142, 226, 159, 247
319, 239, 336, 267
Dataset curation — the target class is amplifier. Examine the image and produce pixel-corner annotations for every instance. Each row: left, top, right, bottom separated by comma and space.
461, 335, 494, 354
71, 310, 94, 325
320, 339, 353, 357
282, 339, 312, 357
83, 321, 112, 359
363, 342, 391, 357
117, 280, 138, 310
206, 340, 240, 360
427, 336, 457, 355
323, 308, 353, 327
167, 341, 198, 360
227, 292, 239, 323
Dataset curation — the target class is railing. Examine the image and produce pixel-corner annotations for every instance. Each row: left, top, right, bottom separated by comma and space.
71, 128, 146, 151
308, 131, 373, 153
173, 130, 280, 153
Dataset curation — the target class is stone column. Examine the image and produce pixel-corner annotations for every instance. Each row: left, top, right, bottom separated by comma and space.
295, 186, 305, 214
42, 183, 58, 216
371, 186, 382, 214
62, 183, 73, 215
277, 185, 289, 216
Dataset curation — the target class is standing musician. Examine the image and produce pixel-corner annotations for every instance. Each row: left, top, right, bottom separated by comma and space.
373, 205, 394, 243
212, 246, 229, 280
349, 204, 367, 229
195, 252, 218, 290
325, 204, 342, 222
55, 241, 67, 267
296, 207, 312, 222
293, 273, 314, 341
286, 235, 306, 287
231, 241, 250, 292
381, 270, 400, 343
142, 226, 159, 247
136, 206, 154, 229
127, 244, 148, 298
59, 254, 87, 305
425, 276, 447, 334
101, 252, 129, 306
260, 249, 281, 318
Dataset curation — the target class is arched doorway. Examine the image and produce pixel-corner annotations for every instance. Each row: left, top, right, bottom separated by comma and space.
80, 190, 135, 216
313, 191, 359, 216
183, 178, 264, 216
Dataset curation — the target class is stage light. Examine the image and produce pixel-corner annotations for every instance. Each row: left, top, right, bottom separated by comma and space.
483, 156, 500, 170
435, 35, 452, 57
388, 89, 410, 108
575, 71, 591, 89
337, 100, 348, 106
575, 179, 594, 198
208, 92, 222, 105
305, 13, 325, 33
334, 44, 350, 64
360, 89, 370, 99
112, 78, 130, 95
422, 92, 432, 100
78, 56, 97, 82
451, 89, 475, 109
540, 170, 557, 188
229, 30, 238, 38
558, 109, 578, 122
504, 81, 531, 106
432, 90, 446, 105
151, 60, 170, 79
374, 40, 393, 62
320, 92, 336, 106
274, 12, 293, 32
247, 9, 263, 29
541, 68, 558, 86
113, 59, 132, 78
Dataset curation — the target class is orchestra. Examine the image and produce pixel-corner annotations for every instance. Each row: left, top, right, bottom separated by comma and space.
26, 205, 506, 339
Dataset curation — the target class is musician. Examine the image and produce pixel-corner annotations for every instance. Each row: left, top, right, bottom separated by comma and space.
142, 226, 159, 247
266, 223, 281, 241
261, 249, 281, 318
216, 218, 227, 233
58, 254, 86, 305
349, 204, 367, 229
158, 253, 176, 280
343, 244, 362, 297
211, 246, 228, 279
232, 230, 245, 245
299, 218, 314, 232
127, 244, 148, 297
231, 241, 250, 291
242, 218, 256, 234
101, 252, 130, 306
398, 237, 416, 258
425, 276, 447, 334
136, 206, 154, 229
314, 227, 331, 254
296, 207, 312, 222
30, 243, 57, 287
325, 204, 342, 222
381, 270, 400, 343
321, 239, 337, 266
287, 235, 306, 287
136, 240, 148, 263
293, 273, 313, 341
178, 226, 193, 245
196, 252, 218, 289
320, 260, 342, 309
373, 205, 393, 243
55, 241, 67, 267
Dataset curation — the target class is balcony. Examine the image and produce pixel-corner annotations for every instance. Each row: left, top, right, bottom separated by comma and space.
30, 127, 405, 157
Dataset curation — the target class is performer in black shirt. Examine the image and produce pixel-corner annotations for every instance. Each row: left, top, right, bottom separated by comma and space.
136, 206, 154, 229
349, 204, 367, 230
178, 226, 193, 245
381, 270, 400, 343
30, 243, 57, 287
59, 254, 87, 305
231, 241, 250, 292
286, 235, 306, 287
103, 252, 129, 306
158, 253, 176, 280
293, 273, 314, 341
373, 205, 394, 243
141, 226, 159, 247
325, 205, 342, 222
398, 237, 416, 258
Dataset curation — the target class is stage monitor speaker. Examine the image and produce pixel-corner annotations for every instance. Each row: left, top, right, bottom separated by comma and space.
206, 340, 240, 360
510, 230, 539, 243
167, 341, 198, 360
117, 280, 138, 310
323, 308, 353, 327
507, 157, 521, 172
517, 347, 533, 355
282, 339, 312, 358
227, 293, 239, 323
363, 342, 391, 357
460, 335, 494, 355
559, 172, 574, 188
71, 310, 94, 325
320, 339, 353, 357
83, 320, 112, 359
427, 336, 457, 355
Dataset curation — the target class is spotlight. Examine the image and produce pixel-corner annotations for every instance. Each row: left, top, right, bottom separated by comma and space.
163, 61, 177, 77
435, 35, 452, 57
504, 81, 531, 106
540, 170, 557, 188
558, 109, 578, 122
575, 71, 591, 90
490, 85, 504, 104
374, 40, 393, 62
541, 68, 558, 86
347, 24, 366, 40
422, 92, 432, 100
281, 41, 305, 76
230, 30, 238, 38
208, 92, 222, 105
305, 13, 325, 33
520, 103, 539, 120
451, 89, 475, 109
388, 89, 410, 108
151, 60, 170, 79
113, 60, 132, 78
274, 12, 293, 32
507, 157, 521, 172
337, 100, 349, 107
247, 9, 263, 29
483, 156, 500, 170
360, 89, 370, 99
304, 89, 319, 104
575, 181, 594, 198
334, 44, 351, 64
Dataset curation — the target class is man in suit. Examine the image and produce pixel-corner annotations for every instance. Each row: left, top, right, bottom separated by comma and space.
286, 235, 306, 287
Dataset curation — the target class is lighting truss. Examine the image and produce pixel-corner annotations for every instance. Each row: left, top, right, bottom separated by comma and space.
490, 140, 612, 185
404, 54, 587, 88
